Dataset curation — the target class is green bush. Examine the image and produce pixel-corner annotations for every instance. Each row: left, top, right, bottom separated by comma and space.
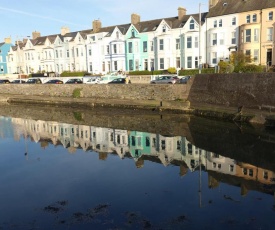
218, 61, 234, 73
178, 68, 215, 76
167, 67, 177, 74
129, 70, 163, 75
60, 71, 87, 77
234, 64, 264, 73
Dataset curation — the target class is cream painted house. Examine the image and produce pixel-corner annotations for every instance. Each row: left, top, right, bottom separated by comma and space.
239, 7, 275, 66
207, 0, 275, 67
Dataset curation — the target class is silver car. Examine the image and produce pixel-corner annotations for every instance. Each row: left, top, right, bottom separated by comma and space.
150, 75, 178, 84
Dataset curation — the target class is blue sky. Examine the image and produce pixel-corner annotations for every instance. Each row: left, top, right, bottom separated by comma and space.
0, 0, 209, 44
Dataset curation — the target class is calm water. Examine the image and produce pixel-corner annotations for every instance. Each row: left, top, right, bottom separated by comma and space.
0, 109, 275, 230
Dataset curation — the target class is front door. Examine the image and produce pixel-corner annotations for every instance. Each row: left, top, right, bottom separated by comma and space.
267, 49, 272, 66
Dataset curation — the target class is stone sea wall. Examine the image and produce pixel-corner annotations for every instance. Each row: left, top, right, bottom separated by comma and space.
188, 73, 275, 110
1, 73, 275, 124
0, 84, 187, 101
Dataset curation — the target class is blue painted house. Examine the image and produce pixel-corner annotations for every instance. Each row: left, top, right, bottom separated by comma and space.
0, 38, 13, 75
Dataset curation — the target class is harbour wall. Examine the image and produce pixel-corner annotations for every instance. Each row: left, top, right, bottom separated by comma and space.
1, 72, 275, 123
188, 73, 275, 110
0, 84, 187, 101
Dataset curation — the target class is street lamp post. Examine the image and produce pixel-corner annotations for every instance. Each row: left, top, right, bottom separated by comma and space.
16, 39, 21, 83
199, 3, 202, 74
198, 2, 207, 74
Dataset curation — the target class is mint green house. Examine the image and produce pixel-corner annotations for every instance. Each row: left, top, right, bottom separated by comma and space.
128, 131, 152, 159
125, 22, 149, 72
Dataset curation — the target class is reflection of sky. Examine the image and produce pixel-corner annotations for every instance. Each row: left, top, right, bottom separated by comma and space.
0, 117, 14, 139
1, 118, 275, 229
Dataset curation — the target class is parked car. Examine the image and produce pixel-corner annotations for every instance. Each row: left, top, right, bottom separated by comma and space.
65, 78, 83, 84
150, 75, 178, 84
108, 78, 126, 84
11, 79, 26, 84
45, 79, 63, 84
26, 78, 42, 84
0, 79, 10, 84
86, 77, 101, 84
179, 76, 191, 84
83, 76, 101, 84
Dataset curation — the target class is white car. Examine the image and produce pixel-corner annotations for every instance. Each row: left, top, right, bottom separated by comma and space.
86, 77, 101, 84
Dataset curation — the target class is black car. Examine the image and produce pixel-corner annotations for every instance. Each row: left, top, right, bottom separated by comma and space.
179, 76, 191, 84
108, 78, 126, 84
11, 79, 26, 84
26, 78, 42, 84
45, 79, 63, 84
65, 78, 83, 84
0, 79, 10, 84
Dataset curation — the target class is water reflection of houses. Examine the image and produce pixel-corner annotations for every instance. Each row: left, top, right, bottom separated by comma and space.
8, 117, 275, 196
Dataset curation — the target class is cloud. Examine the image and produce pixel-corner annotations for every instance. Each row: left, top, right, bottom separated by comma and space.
0, 6, 88, 27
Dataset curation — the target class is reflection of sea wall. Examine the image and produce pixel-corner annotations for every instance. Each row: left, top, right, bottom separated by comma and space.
0, 104, 192, 138
188, 116, 275, 172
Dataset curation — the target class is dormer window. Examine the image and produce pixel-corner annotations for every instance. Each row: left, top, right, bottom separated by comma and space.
190, 19, 194, 30
269, 11, 273, 21
162, 25, 166, 33
213, 20, 217, 28
131, 29, 135, 37
246, 15, 250, 23
252, 14, 257, 22
91, 36, 95, 41
232, 17, 236, 25
219, 19, 222, 27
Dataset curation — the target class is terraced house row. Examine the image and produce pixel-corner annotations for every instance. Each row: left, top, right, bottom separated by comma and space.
1, 0, 275, 76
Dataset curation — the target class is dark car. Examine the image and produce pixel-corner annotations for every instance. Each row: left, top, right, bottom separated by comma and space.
45, 79, 63, 84
11, 79, 26, 84
108, 78, 126, 84
65, 78, 83, 84
26, 78, 42, 84
0, 79, 10, 84
179, 76, 191, 84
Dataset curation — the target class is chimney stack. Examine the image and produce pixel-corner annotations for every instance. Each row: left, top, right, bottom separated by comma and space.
4, 37, 11, 44
178, 7, 187, 20
61, 27, 70, 36
131, 13, 140, 24
92, 20, 102, 33
32, 31, 41, 39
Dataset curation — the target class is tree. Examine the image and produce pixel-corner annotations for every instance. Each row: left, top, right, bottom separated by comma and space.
229, 51, 253, 73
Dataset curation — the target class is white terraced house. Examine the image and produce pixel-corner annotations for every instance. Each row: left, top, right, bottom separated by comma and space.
6, 0, 275, 76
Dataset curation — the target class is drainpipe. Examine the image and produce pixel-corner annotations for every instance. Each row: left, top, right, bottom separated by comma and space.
260, 9, 263, 66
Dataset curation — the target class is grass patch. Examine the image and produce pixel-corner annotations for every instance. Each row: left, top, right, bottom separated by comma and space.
72, 88, 82, 98
73, 112, 83, 121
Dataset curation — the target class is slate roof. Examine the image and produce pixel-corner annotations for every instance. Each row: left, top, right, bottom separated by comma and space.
207, 0, 275, 18
8, 10, 208, 51
132, 12, 207, 33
